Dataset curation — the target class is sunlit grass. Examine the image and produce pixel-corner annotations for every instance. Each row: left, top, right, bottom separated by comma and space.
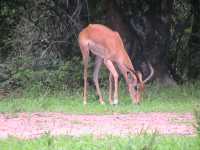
0, 83, 199, 114
0, 83, 199, 149
0, 134, 199, 150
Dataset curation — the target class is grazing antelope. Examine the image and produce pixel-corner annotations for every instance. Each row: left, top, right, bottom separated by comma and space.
78, 24, 153, 105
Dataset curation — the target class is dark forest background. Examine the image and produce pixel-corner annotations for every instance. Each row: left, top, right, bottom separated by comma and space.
0, 0, 200, 91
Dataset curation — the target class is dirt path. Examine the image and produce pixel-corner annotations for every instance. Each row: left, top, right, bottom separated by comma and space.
0, 112, 196, 139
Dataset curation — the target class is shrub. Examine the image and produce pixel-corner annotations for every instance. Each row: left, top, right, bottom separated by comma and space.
8, 56, 109, 92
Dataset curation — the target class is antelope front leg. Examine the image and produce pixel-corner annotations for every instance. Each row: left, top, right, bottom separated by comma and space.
80, 45, 89, 105
83, 62, 88, 105
104, 60, 119, 105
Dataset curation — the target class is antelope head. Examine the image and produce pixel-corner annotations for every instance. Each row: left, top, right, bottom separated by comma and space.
127, 63, 154, 104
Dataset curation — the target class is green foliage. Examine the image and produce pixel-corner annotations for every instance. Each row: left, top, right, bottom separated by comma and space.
5, 55, 109, 92
0, 0, 200, 82
0, 0, 23, 61
11, 59, 83, 91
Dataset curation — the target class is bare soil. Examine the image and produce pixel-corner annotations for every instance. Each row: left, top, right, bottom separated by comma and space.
0, 112, 196, 139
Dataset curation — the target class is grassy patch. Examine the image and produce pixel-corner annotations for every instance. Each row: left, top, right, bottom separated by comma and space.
0, 134, 199, 150
0, 83, 199, 149
0, 83, 199, 114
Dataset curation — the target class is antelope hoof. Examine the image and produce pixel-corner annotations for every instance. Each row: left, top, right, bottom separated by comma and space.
100, 100, 105, 105
133, 101, 140, 105
109, 101, 114, 105
113, 99, 118, 105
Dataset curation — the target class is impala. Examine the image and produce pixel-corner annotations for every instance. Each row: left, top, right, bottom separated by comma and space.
78, 24, 154, 105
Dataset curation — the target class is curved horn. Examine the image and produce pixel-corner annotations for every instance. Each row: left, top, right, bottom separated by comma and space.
143, 62, 154, 84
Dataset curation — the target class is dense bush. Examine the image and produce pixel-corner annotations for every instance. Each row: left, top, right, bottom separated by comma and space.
1, 0, 200, 90
11, 58, 82, 90
1, 56, 109, 92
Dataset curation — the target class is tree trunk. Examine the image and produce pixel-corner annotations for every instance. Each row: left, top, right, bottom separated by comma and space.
188, 0, 200, 79
142, 0, 176, 85
103, 0, 176, 86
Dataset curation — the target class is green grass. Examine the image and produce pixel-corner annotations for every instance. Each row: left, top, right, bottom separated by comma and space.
0, 134, 199, 150
0, 83, 199, 114
0, 83, 199, 149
